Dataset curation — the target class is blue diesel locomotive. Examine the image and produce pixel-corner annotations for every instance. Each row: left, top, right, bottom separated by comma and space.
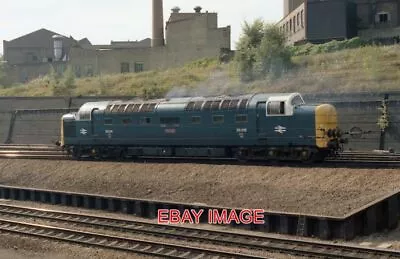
60, 93, 342, 162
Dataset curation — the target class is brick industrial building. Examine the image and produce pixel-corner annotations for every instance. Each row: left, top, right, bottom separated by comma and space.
2, 0, 231, 84
279, 0, 400, 45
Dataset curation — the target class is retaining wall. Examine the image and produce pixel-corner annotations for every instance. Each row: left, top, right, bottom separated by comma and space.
0, 184, 398, 240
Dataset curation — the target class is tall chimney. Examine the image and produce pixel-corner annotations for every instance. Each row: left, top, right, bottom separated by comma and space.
152, 0, 164, 47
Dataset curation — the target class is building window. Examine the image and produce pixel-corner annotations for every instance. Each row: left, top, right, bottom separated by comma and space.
290, 19, 292, 32
301, 10, 304, 27
121, 62, 130, 73
74, 65, 81, 78
377, 12, 390, 24
85, 64, 93, 77
286, 22, 289, 32
297, 13, 300, 26
212, 115, 224, 124
135, 62, 144, 73
293, 17, 296, 32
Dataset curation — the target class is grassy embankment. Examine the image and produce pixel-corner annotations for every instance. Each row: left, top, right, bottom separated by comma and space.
1, 45, 400, 97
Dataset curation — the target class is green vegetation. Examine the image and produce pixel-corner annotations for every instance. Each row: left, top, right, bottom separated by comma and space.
235, 19, 291, 81
290, 37, 365, 56
51, 65, 77, 96
0, 58, 220, 98
1, 45, 400, 97
377, 98, 390, 132
1, 19, 400, 97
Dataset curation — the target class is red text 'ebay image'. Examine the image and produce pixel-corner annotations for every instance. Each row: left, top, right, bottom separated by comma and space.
157, 209, 265, 225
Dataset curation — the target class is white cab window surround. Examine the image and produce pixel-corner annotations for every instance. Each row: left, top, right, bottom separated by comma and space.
266, 93, 305, 117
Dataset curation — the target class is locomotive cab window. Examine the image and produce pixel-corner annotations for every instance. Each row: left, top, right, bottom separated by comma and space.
266, 94, 302, 116
267, 101, 285, 115
104, 119, 113, 125
291, 95, 305, 106
79, 112, 91, 121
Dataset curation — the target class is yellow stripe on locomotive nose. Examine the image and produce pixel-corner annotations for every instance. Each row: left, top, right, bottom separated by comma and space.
315, 104, 338, 148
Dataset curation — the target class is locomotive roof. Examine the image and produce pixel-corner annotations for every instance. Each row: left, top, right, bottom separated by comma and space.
76, 93, 304, 116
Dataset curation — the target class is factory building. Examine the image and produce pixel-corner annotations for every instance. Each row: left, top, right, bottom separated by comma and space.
279, 0, 400, 45
2, 0, 231, 84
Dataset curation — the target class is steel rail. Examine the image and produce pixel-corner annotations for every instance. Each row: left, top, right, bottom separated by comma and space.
0, 203, 399, 259
0, 218, 265, 259
0, 146, 399, 167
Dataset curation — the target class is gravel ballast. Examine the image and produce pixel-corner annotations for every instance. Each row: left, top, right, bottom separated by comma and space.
0, 159, 399, 217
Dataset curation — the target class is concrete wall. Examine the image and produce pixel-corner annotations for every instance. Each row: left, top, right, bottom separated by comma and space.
359, 26, 400, 40
355, 0, 400, 29
0, 113, 11, 144
4, 62, 67, 84
306, 0, 357, 42
67, 11, 230, 78
11, 111, 63, 144
283, 0, 400, 45
0, 96, 132, 144
304, 92, 400, 151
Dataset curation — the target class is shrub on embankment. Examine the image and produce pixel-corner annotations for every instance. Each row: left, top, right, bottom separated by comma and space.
1, 41, 400, 96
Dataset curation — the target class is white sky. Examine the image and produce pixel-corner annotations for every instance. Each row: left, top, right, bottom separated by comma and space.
0, 0, 283, 54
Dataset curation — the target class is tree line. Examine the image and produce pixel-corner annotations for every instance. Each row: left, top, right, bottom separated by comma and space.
235, 19, 292, 82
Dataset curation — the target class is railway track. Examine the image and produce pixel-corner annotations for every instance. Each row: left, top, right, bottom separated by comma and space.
0, 144, 67, 160
325, 151, 400, 165
0, 219, 263, 259
0, 203, 399, 259
0, 145, 399, 166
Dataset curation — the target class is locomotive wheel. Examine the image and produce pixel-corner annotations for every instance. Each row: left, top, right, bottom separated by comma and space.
117, 149, 128, 161
92, 148, 103, 161
234, 149, 248, 163
302, 152, 316, 164
72, 148, 82, 160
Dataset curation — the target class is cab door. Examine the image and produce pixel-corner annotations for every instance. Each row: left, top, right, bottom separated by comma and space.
256, 102, 268, 144
90, 108, 99, 136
